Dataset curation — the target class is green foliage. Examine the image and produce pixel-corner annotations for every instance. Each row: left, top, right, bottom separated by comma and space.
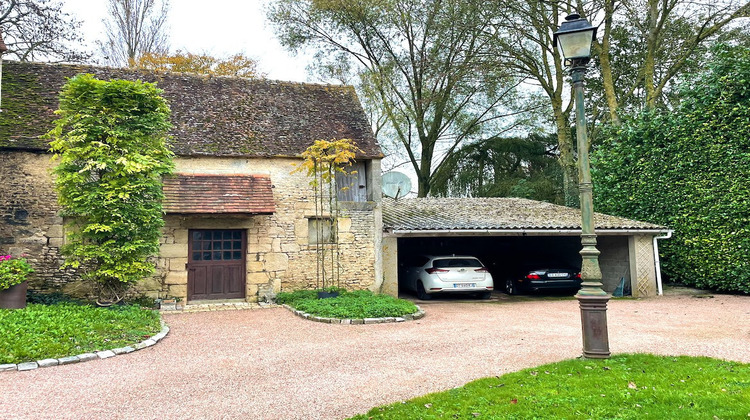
431, 133, 563, 204
293, 139, 361, 290
47, 74, 173, 294
277, 289, 418, 319
0, 303, 161, 364
269, 0, 523, 197
26, 290, 82, 306
593, 44, 750, 293
0, 256, 34, 290
352, 354, 750, 419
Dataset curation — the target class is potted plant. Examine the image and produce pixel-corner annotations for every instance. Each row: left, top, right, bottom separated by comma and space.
0, 255, 34, 309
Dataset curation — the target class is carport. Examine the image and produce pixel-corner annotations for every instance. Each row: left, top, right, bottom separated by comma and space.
380, 197, 670, 298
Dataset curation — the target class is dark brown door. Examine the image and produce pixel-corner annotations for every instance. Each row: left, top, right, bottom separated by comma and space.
188, 229, 246, 300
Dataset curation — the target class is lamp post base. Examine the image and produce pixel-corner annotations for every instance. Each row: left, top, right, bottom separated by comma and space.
576, 293, 611, 358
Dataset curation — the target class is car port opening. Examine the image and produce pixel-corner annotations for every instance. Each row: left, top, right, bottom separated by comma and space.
396, 236, 584, 298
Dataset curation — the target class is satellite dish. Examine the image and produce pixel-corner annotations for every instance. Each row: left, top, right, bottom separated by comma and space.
382, 171, 412, 199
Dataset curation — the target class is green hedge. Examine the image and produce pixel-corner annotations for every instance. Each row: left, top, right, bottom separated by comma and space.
593, 44, 750, 293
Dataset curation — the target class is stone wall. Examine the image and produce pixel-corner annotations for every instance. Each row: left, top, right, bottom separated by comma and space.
0, 151, 383, 302
0, 151, 78, 291
159, 156, 383, 302
598, 235, 631, 293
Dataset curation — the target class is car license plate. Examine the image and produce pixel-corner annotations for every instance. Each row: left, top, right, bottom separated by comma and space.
547, 272, 569, 278
453, 283, 476, 288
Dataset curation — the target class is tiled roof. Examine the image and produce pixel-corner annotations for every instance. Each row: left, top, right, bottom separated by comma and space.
383, 197, 666, 232
163, 175, 275, 214
0, 61, 381, 158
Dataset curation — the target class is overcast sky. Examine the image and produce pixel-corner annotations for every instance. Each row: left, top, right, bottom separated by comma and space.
62, 0, 313, 82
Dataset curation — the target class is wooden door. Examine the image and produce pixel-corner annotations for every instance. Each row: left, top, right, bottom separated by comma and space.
187, 229, 246, 300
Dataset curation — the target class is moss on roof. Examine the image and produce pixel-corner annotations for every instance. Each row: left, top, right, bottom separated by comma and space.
383, 197, 666, 231
0, 61, 382, 158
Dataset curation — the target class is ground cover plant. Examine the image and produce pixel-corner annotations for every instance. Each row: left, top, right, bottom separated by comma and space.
0, 302, 161, 364
276, 289, 418, 319
352, 354, 750, 419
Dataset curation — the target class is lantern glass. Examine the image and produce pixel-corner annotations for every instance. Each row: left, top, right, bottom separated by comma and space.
557, 29, 594, 60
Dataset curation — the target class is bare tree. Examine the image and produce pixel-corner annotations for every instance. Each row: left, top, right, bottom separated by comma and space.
0, 0, 89, 62
99, 0, 170, 67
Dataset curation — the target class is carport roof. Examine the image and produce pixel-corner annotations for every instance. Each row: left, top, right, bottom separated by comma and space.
382, 197, 666, 233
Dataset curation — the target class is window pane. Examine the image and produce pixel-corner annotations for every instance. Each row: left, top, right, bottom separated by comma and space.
203, 231, 212, 240
203, 241, 212, 251
223, 251, 232, 260
213, 241, 222, 250
194, 242, 202, 251
233, 231, 241, 239
203, 252, 211, 260
233, 241, 241, 250
192, 231, 202, 241
223, 231, 232, 240
192, 252, 202, 261
223, 241, 231, 250
213, 251, 221, 260
308, 218, 334, 244
233, 251, 241, 260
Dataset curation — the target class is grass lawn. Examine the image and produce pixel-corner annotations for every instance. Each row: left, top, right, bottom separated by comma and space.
276, 289, 418, 319
0, 303, 161, 364
352, 354, 750, 419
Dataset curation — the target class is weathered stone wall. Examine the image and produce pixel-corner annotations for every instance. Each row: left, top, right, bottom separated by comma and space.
0, 151, 78, 291
0, 151, 382, 302
159, 156, 382, 302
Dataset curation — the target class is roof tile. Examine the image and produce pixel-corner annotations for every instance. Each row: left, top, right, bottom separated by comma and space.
0, 61, 381, 158
163, 174, 275, 214
383, 197, 666, 231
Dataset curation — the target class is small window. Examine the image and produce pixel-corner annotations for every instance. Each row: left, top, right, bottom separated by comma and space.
336, 162, 367, 202
308, 218, 335, 244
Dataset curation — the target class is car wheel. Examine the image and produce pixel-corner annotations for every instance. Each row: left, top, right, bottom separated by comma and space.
416, 281, 432, 300
505, 279, 516, 295
478, 291, 492, 300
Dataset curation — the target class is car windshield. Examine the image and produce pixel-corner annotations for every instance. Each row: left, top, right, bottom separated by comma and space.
433, 258, 482, 268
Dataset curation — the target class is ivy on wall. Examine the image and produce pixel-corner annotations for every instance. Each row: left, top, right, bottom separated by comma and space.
593, 44, 750, 293
48, 74, 174, 304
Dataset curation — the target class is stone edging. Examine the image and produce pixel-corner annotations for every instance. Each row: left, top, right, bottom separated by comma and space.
282, 304, 425, 324
0, 320, 170, 373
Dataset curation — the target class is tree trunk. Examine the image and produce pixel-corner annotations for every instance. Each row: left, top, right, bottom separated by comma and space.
644, 0, 660, 110
553, 104, 578, 207
597, 0, 621, 125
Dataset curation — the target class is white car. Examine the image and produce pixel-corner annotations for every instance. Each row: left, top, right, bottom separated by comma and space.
402, 255, 494, 300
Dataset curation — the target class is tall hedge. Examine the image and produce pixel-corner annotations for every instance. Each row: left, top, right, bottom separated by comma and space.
593, 44, 750, 293
48, 74, 173, 294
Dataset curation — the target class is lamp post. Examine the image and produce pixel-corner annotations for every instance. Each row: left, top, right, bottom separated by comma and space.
554, 14, 611, 359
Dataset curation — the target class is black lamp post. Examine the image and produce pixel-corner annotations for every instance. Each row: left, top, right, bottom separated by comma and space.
554, 14, 611, 359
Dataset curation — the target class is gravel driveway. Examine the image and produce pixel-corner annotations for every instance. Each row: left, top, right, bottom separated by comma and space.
2, 293, 749, 420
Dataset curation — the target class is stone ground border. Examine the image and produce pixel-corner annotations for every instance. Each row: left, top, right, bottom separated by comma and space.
0, 321, 170, 373
282, 304, 425, 324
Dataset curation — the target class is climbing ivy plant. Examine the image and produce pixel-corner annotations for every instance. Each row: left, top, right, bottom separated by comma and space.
294, 138, 361, 290
48, 74, 173, 304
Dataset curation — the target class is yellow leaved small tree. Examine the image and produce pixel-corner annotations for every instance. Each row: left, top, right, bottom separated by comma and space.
293, 138, 361, 291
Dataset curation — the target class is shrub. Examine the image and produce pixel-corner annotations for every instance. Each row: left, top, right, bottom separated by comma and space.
47, 74, 173, 304
0, 255, 34, 290
278, 289, 418, 319
593, 44, 750, 293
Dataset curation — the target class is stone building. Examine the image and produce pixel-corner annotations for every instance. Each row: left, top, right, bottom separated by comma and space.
0, 61, 383, 302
